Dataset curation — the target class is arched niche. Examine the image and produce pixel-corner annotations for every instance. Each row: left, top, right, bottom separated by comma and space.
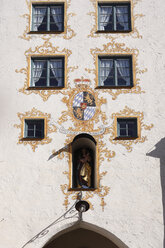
42, 222, 129, 248
71, 133, 97, 190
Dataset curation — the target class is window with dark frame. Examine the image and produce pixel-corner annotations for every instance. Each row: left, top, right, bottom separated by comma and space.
98, 56, 132, 87
117, 118, 138, 138
98, 3, 131, 32
31, 57, 65, 88
32, 4, 64, 32
24, 119, 44, 139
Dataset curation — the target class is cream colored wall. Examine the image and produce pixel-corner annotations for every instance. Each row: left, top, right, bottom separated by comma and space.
0, 0, 165, 247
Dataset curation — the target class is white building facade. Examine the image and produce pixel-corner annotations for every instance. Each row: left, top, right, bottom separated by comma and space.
0, 0, 165, 247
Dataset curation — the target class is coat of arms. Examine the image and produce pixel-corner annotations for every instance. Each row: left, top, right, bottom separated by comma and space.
73, 92, 96, 121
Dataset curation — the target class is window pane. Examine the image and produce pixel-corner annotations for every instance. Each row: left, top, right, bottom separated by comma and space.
120, 123, 126, 128
120, 129, 127, 136
33, 7, 47, 31
31, 58, 64, 87
35, 130, 42, 138
128, 121, 137, 137
116, 6, 129, 31
128, 128, 133, 137
99, 57, 132, 87
116, 59, 131, 86
27, 130, 35, 137
117, 119, 137, 138
36, 122, 42, 130
27, 123, 35, 129
99, 6, 113, 31
25, 120, 44, 138
50, 6, 63, 31
32, 5, 64, 32
98, 4, 130, 31
99, 58, 114, 86
32, 60, 47, 87
49, 59, 64, 87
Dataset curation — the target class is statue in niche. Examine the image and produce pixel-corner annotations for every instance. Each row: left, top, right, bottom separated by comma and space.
76, 148, 93, 189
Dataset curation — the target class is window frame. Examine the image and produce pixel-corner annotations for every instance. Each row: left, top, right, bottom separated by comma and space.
24, 118, 45, 140
116, 117, 138, 139
98, 55, 133, 88
31, 3, 65, 33
97, 2, 131, 32
30, 56, 65, 89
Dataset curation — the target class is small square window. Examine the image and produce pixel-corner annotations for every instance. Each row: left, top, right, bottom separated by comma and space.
117, 118, 138, 138
98, 3, 131, 32
32, 4, 64, 32
98, 56, 132, 87
31, 57, 64, 88
24, 119, 44, 139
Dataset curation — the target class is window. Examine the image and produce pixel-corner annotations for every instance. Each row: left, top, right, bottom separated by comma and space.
117, 118, 137, 138
98, 56, 132, 87
32, 4, 64, 32
24, 119, 44, 139
31, 57, 64, 87
98, 3, 131, 31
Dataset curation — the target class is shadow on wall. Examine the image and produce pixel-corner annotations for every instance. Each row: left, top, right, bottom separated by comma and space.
146, 137, 165, 247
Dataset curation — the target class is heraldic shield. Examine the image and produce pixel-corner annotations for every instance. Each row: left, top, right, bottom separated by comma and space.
73, 91, 96, 121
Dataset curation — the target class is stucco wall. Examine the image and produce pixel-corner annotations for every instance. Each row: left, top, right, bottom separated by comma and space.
0, 0, 165, 247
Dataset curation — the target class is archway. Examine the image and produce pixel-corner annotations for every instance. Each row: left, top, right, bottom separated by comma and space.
43, 222, 129, 248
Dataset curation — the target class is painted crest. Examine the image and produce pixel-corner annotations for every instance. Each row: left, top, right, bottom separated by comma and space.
73, 91, 96, 121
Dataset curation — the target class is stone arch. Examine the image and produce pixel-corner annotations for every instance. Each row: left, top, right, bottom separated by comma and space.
43, 221, 129, 248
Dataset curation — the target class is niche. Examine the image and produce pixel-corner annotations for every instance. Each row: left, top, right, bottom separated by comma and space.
71, 133, 97, 190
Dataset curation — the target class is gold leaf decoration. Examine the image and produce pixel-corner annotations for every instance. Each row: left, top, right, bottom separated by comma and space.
14, 108, 57, 152
20, 0, 76, 41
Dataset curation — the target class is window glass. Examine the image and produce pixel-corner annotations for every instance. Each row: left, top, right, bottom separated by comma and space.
31, 57, 64, 88
99, 57, 132, 87
32, 4, 64, 32
25, 119, 44, 139
117, 118, 137, 138
98, 3, 131, 31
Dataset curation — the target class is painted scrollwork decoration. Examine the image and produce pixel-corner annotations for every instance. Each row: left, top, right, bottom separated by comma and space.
88, 0, 144, 39
16, 40, 77, 101
20, 0, 76, 41
59, 134, 115, 211
58, 79, 107, 131
107, 106, 153, 152
85, 39, 147, 100
14, 108, 57, 151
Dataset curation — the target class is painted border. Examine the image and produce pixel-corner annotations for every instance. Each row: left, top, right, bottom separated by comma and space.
14, 108, 57, 151
56, 133, 115, 211
58, 80, 107, 131
20, 0, 76, 41
85, 40, 147, 100
16, 40, 78, 101
107, 106, 154, 152
28, 54, 67, 89
68, 139, 99, 190
88, 0, 144, 39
